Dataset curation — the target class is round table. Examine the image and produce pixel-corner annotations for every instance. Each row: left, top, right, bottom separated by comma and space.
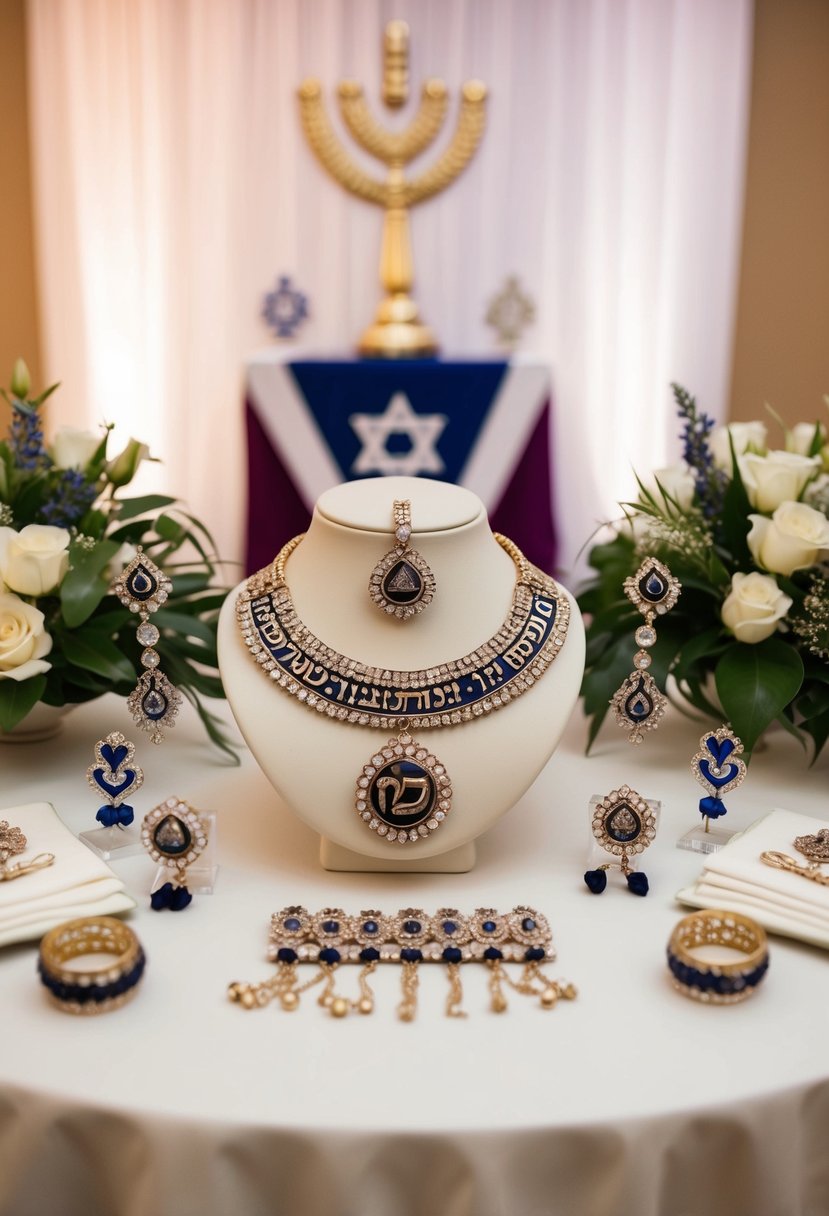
1, 694, 828, 1216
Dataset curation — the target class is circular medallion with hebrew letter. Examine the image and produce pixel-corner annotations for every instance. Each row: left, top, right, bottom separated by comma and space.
354, 733, 452, 844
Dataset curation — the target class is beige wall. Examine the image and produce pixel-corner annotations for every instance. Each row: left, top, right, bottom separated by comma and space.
729, 0, 829, 425
0, 0, 40, 428
0, 0, 39, 430
1, 3, 826, 433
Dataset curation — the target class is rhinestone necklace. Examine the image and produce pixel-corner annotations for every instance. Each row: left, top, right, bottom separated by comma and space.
236, 533, 570, 846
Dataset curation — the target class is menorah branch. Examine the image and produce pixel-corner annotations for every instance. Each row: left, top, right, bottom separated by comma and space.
298, 81, 387, 206
406, 84, 487, 206
338, 80, 448, 165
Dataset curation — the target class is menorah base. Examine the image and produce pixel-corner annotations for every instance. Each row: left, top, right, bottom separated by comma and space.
358, 319, 438, 358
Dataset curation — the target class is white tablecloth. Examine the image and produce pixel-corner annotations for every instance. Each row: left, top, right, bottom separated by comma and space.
1, 694, 828, 1216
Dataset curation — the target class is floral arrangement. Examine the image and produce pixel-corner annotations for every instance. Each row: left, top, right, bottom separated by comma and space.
0, 360, 234, 758
579, 384, 829, 760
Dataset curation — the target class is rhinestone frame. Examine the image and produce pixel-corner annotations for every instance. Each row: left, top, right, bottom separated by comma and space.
354, 731, 452, 844
141, 797, 209, 874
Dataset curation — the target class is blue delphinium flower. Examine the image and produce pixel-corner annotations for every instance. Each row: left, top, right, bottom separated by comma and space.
39, 469, 98, 528
9, 403, 49, 470
671, 383, 727, 519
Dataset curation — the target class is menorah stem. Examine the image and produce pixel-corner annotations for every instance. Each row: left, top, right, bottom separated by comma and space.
380, 206, 413, 296
360, 205, 436, 357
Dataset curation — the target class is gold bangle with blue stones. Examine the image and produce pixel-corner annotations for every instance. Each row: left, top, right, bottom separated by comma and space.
667, 910, 769, 1004
38, 916, 146, 1015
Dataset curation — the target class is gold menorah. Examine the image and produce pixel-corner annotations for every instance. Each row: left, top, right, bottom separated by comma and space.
298, 20, 487, 357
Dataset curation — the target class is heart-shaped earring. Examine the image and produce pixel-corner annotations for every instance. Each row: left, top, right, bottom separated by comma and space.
87, 732, 144, 828
691, 726, 746, 829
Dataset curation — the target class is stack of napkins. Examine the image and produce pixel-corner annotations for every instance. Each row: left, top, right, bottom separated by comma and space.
0, 802, 135, 948
677, 809, 829, 950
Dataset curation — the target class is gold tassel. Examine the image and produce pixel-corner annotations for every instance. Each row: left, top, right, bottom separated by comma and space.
398, 959, 420, 1021
445, 961, 466, 1018
487, 958, 508, 1013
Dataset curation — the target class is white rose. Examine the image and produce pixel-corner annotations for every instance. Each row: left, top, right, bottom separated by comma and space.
639, 463, 696, 511
786, 421, 827, 457
747, 502, 829, 576
0, 525, 71, 596
721, 571, 792, 644
51, 426, 100, 470
0, 593, 53, 681
709, 421, 767, 471
738, 450, 820, 512
107, 438, 150, 487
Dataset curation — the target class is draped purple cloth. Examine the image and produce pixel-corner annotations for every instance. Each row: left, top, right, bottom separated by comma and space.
245, 397, 556, 576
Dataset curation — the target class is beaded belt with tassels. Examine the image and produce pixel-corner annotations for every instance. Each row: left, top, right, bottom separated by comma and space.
228, 905, 578, 1020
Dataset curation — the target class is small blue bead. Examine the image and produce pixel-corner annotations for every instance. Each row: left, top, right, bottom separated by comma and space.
277, 948, 297, 964
482, 921, 497, 933
363, 920, 378, 934
319, 947, 340, 965
442, 921, 457, 935
525, 947, 545, 962
484, 947, 503, 961
322, 920, 339, 934
403, 920, 421, 934
401, 947, 422, 963
284, 917, 301, 932
522, 918, 536, 932
443, 947, 463, 964
360, 947, 380, 963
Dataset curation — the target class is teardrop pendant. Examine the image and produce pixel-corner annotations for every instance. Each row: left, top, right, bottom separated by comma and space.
610, 670, 667, 743
368, 500, 436, 620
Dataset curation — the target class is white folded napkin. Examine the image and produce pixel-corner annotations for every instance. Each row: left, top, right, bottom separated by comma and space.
677, 808, 829, 949
0, 802, 135, 947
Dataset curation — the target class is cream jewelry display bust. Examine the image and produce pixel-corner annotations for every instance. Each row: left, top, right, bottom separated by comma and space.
218, 478, 585, 872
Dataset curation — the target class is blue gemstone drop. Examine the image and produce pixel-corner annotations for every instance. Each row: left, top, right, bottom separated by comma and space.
126, 564, 158, 602
624, 677, 652, 723
638, 568, 667, 603
141, 679, 168, 721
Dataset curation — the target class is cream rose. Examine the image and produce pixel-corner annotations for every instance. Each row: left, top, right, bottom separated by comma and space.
107, 438, 150, 487
747, 502, 829, 576
709, 421, 767, 471
786, 421, 826, 457
0, 593, 53, 681
639, 463, 696, 511
0, 525, 71, 596
738, 450, 820, 513
52, 426, 100, 470
721, 572, 792, 644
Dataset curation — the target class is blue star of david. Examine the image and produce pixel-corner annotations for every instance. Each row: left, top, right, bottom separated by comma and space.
262, 276, 309, 339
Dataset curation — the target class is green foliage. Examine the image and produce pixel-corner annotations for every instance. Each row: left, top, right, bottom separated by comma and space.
0, 362, 237, 757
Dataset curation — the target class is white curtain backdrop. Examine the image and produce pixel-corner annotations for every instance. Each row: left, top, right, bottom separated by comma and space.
26, 0, 753, 575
